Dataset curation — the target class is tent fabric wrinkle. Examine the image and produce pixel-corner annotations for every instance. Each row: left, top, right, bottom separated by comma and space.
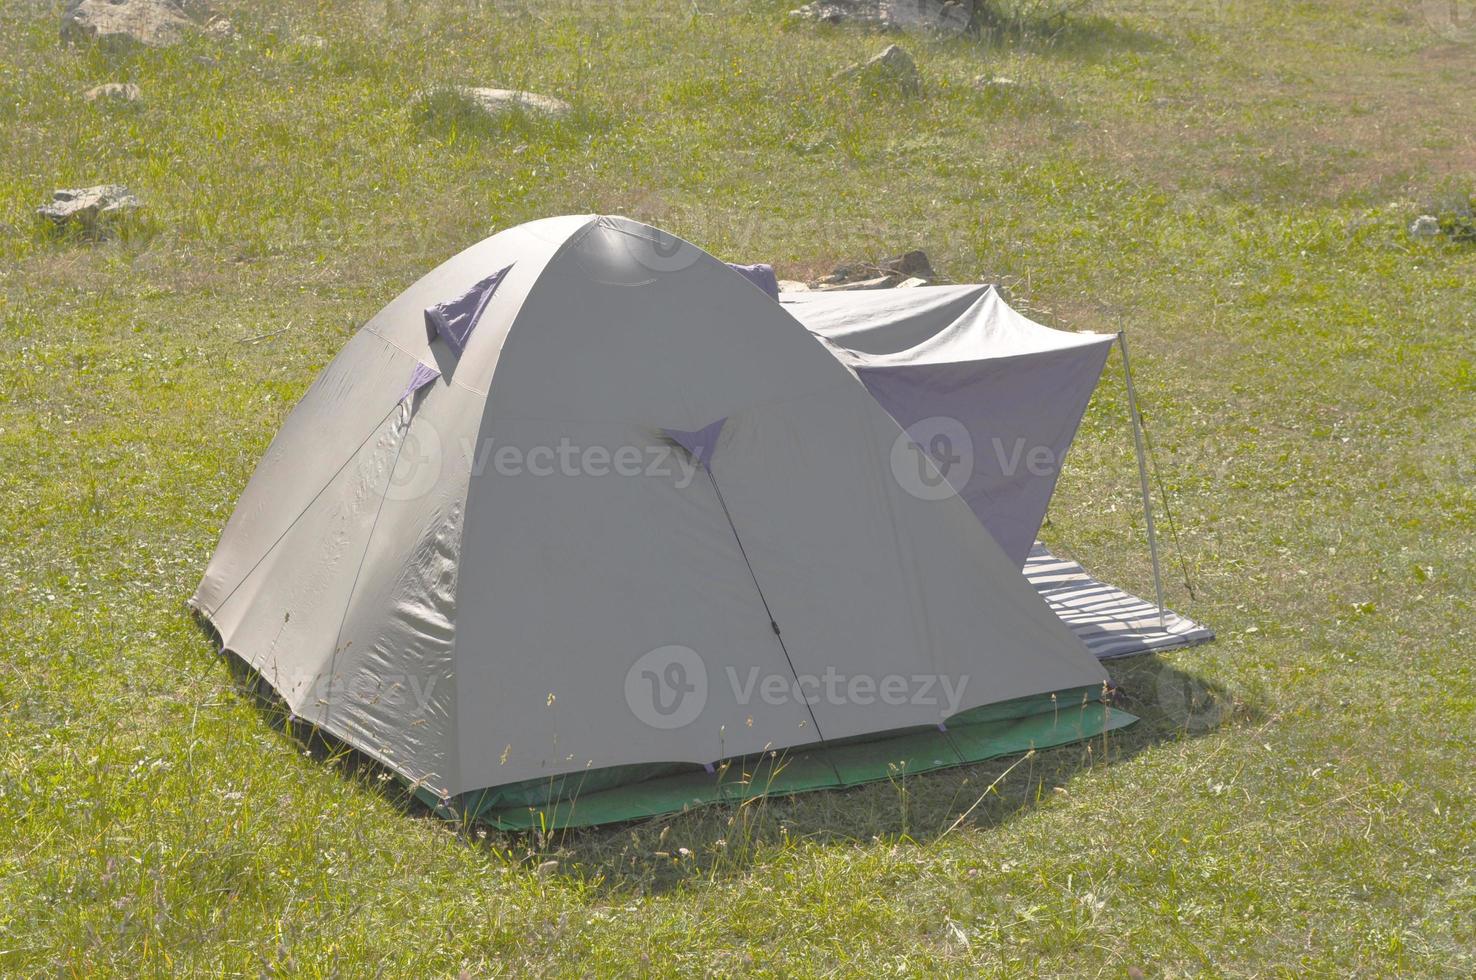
423, 264, 512, 356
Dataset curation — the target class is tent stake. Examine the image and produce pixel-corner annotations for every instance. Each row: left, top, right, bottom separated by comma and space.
1118, 328, 1166, 627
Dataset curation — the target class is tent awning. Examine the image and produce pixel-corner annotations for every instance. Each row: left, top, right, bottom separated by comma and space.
784, 285, 1115, 567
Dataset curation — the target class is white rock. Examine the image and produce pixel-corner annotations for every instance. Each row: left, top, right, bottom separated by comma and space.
203, 17, 237, 41
83, 82, 142, 103
460, 87, 572, 119
1409, 215, 1441, 239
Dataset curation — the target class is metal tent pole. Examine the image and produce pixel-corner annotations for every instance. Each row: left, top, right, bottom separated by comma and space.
1118, 328, 1166, 627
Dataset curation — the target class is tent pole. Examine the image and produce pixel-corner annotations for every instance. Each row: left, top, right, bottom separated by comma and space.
1118, 328, 1166, 627
702, 462, 831, 747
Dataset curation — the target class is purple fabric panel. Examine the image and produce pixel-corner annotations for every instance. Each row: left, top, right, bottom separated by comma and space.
726, 262, 779, 300
664, 417, 727, 468
398, 361, 442, 402
857, 343, 1111, 567
424, 264, 512, 356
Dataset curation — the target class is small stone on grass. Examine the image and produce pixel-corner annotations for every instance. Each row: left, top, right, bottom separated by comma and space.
834, 44, 922, 95
36, 185, 141, 235
83, 82, 142, 103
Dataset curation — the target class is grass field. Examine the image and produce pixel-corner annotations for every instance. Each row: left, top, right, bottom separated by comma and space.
2, 0, 1474, 974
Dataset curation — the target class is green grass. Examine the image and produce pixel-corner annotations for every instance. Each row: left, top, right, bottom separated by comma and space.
2, 0, 1474, 974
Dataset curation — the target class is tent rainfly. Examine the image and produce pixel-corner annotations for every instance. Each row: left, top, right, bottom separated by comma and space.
192, 215, 1202, 830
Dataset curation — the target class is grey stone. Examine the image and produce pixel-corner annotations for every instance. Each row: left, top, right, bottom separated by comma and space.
835, 43, 922, 94
809, 248, 935, 289
880, 249, 934, 278
83, 82, 142, 103
792, 1, 973, 35
36, 185, 141, 231
777, 279, 811, 292
61, 0, 196, 49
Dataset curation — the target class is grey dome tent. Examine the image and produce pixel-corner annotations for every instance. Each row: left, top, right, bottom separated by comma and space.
193, 215, 1188, 830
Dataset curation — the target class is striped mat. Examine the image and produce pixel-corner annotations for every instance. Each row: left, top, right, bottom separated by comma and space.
1026, 543, 1214, 660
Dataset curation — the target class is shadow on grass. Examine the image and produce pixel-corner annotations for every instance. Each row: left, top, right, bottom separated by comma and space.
546, 652, 1254, 895
203, 630, 448, 825
30, 211, 159, 251
198, 615, 1249, 895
